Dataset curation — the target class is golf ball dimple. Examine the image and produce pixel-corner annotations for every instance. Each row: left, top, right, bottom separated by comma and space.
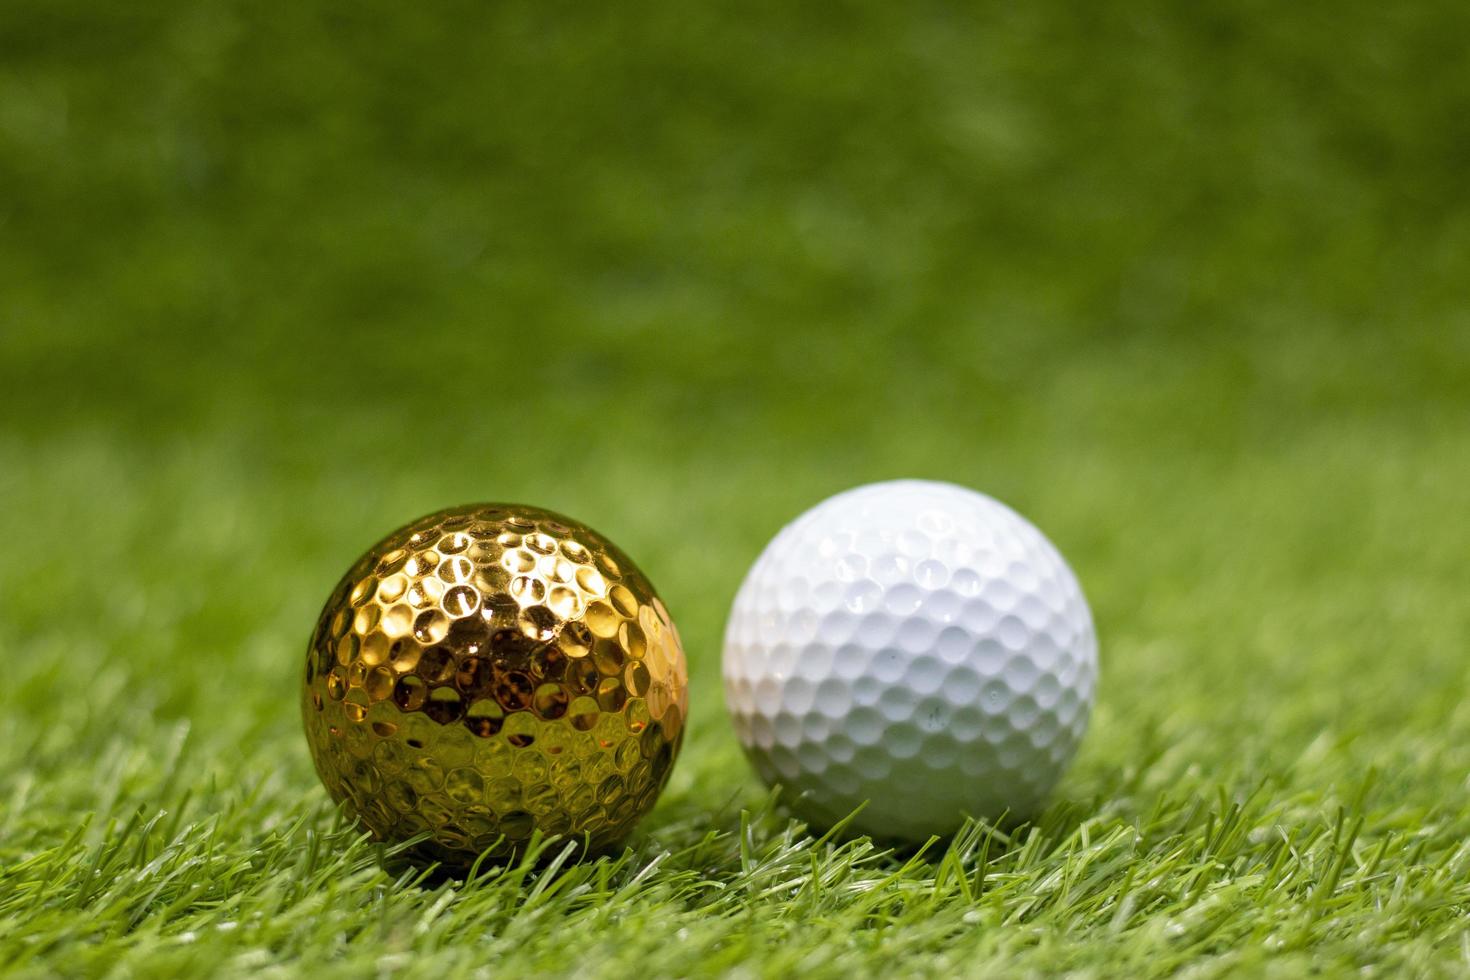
303, 503, 689, 865
722, 480, 1097, 841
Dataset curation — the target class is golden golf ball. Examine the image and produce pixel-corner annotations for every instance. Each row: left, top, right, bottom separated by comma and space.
302, 503, 689, 864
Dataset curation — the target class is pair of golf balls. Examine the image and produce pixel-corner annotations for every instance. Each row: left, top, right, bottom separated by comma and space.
304, 480, 1097, 860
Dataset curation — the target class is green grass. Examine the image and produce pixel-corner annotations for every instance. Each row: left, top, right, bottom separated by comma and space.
3, 1, 1470, 975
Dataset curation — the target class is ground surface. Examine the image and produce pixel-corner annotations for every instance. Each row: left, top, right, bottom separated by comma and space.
3, 2, 1470, 976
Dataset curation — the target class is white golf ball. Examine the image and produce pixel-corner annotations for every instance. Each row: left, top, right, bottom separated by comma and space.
722, 480, 1098, 841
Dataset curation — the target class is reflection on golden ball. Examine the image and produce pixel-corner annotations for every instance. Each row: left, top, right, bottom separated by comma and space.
302, 503, 689, 865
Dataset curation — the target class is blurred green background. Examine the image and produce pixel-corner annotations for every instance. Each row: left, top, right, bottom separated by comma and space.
3, 1, 1470, 973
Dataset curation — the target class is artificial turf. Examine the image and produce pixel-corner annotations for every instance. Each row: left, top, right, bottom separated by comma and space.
3, 1, 1470, 976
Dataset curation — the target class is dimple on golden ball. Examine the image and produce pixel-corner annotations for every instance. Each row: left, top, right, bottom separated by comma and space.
302, 503, 689, 865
